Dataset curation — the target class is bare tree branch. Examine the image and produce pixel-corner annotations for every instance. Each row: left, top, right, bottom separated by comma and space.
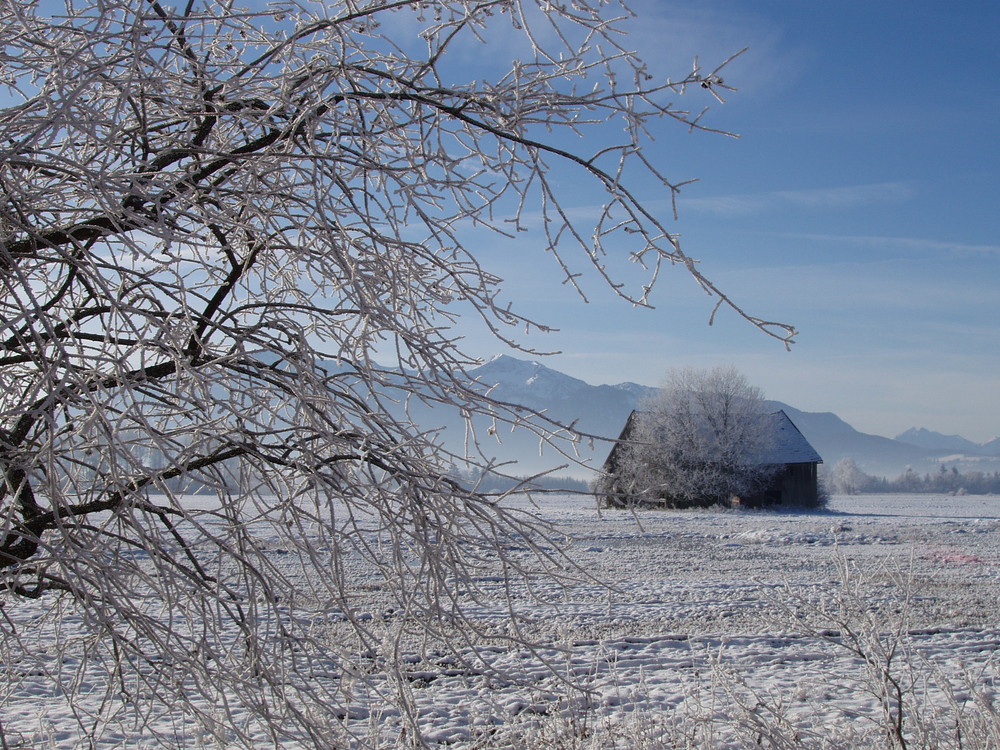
0, 0, 794, 745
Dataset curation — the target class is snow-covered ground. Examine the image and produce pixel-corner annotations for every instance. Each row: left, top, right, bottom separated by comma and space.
3, 494, 999, 748
383, 493, 1000, 747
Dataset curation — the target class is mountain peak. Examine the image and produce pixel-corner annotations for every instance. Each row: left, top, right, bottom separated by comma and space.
894, 427, 981, 453
485, 353, 531, 366
474, 354, 545, 379
983, 436, 1000, 457
470, 354, 589, 396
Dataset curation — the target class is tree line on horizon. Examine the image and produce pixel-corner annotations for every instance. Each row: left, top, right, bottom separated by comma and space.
828, 458, 1000, 495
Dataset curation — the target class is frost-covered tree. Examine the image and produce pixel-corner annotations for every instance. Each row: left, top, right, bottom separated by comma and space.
0, 0, 793, 745
829, 457, 866, 495
599, 366, 779, 508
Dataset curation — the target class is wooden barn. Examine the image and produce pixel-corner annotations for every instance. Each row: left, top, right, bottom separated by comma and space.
600, 409, 823, 508
747, 410, 824, 507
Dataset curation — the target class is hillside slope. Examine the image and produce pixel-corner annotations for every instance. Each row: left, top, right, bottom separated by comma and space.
419, 356, 999, 478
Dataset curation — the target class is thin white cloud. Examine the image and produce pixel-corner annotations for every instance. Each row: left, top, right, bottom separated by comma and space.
620, 0, 810, 101
776, 232, 1000, 258
714, 258, 999, 315
776, 182, 917, 207
681, 181, 918, 216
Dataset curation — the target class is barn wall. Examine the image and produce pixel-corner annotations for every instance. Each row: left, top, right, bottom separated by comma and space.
742, 463, 819, 507
774, 462, 820, 507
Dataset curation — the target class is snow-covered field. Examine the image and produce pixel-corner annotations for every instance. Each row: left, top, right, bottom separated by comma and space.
3, 494, 999, 748
385, 493, 1000, 748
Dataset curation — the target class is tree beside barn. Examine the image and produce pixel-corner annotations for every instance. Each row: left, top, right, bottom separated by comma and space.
596, 367, 822, 508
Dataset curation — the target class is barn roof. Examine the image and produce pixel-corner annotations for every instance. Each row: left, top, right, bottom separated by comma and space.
603, 409, 822, 470
760, 410, 823, 465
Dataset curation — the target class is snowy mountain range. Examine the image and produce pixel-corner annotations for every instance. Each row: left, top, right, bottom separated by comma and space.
893, 427, 1000, 456
442, 354, 1000, 479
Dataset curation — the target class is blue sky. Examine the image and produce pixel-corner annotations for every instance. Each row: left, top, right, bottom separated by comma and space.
453, 0, 999, 443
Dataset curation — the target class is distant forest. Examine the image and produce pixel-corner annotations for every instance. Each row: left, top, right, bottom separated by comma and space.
831, 460, 1000, 495
451, 466, 591, 495
470, 463, 1000, 498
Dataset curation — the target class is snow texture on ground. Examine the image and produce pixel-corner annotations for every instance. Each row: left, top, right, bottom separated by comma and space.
2, 494, 999, 747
